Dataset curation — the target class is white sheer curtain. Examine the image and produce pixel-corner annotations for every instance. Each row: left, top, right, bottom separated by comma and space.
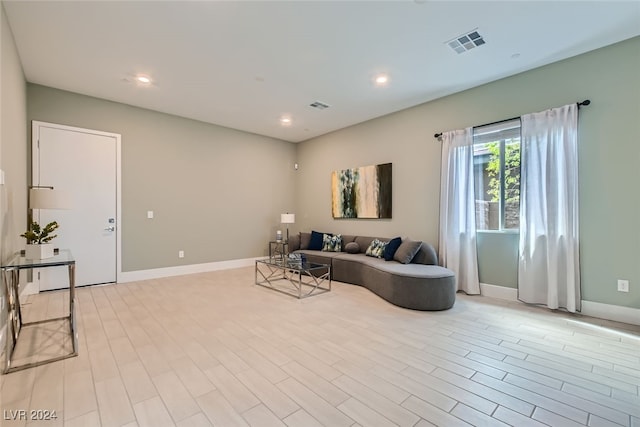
518, 103, 581, 312
439, 128, 480, 295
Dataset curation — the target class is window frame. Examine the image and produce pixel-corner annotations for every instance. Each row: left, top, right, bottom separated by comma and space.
472, 118, 521, 233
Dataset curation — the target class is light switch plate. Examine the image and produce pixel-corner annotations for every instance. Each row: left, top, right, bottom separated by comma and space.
617, 279, 629, 292
147, 211, 154, 219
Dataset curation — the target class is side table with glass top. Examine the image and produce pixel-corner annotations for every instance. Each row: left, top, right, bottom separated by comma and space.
1, 249, 78, 374
269, 240, 289, 261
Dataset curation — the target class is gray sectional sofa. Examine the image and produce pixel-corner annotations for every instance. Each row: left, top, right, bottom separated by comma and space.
288, 232, 456, 311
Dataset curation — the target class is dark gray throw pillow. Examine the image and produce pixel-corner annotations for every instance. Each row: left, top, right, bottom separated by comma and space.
300, 232, 311, 250
393, 239, 423, 264
288, 233, 301, 251
344, 242, 360, 254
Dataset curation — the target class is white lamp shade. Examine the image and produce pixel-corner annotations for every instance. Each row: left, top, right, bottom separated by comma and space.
30, 188, 72, 210
280, 213, 295, 224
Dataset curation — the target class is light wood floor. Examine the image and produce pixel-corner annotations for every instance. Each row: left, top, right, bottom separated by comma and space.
1, 266, 639, 427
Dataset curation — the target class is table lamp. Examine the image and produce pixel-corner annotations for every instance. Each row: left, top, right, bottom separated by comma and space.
280, 213, 295, 242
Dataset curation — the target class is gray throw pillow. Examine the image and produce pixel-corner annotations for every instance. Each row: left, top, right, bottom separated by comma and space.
393, 239, 423, 264
288, 233, 301, 251
344, 242, 360, 254
300, 232, 311, 250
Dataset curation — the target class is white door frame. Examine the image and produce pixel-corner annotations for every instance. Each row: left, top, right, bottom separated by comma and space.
32, 120, 123, 285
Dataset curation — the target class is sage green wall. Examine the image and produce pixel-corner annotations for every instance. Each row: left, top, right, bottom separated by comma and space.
477, 232, 518, 289
0, 4, 27, 264
28, 85, 296, 271
295, 105, 442, 244
296, 37, 640, 310
1, 2, 27, 345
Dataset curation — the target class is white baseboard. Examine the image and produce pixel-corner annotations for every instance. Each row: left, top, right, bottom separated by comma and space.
480, 282, 640, 326
118, 257, 260, 283
480, 282, 518, 301
581, 300, 640, 326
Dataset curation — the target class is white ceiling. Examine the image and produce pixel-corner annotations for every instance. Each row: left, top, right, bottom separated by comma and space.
4, 1, 640, 143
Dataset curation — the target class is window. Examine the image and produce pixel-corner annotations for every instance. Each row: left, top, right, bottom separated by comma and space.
473, 119, 521, 231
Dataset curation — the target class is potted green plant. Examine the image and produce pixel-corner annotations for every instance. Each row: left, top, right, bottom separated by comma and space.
21, 221, 59, 259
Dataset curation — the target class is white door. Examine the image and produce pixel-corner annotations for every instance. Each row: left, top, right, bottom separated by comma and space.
33, 121, 121, 290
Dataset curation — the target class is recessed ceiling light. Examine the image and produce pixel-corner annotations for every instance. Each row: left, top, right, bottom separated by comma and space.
374, 74, 389, 86
135, 75, 152, 85
280, 117, 292, 126
122, 73, 158, 87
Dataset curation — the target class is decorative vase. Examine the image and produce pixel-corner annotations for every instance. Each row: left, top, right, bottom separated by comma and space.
25, 243, 55, 259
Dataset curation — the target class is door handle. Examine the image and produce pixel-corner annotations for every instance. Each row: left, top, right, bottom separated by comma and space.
104, 226, 115, 232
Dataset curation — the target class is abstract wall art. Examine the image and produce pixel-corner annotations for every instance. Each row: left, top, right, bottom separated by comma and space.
331, 163, 392, 219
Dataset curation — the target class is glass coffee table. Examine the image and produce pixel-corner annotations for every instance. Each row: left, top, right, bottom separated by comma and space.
255, 257, 331, 299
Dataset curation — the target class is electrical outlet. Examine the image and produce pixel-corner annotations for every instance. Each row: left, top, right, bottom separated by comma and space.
617, 279, 629, 293
178, 250, 184, 258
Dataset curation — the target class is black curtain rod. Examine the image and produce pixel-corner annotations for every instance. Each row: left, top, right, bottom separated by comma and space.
433, 99, 591, 139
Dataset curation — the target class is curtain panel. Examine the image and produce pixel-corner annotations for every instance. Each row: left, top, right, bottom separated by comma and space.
438, 128, 480, 295
518, 103, 581, 312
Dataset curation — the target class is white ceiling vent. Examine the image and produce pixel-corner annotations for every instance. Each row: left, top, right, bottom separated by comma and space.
309, 101, 330, 110
446, 29, 485, 54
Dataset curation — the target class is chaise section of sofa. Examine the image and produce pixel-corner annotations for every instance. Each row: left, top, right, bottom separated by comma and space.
287, 232, 456, 311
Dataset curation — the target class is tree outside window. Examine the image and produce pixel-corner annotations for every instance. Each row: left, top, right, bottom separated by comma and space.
473, 122, 521, 231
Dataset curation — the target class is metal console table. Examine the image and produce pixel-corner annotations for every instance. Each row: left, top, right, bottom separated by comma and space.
1, 249, 78, 374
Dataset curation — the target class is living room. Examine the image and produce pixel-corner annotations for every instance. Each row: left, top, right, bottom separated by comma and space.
0, 2, 639, 427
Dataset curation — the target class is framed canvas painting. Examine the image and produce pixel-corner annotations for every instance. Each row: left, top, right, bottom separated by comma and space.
331, 163, 392, 219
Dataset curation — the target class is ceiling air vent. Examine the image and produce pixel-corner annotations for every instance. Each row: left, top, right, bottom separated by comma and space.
309, 101, 330, 110
446, 29, 485, 54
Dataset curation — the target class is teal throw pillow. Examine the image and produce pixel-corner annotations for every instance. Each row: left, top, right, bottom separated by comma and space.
365, 239, 387, 258
322, 234, 342, 252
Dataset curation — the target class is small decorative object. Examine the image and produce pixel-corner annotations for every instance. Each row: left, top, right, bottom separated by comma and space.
276, 230, 283, 242
288, 253, 304, 266
21, 221, 59, 259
